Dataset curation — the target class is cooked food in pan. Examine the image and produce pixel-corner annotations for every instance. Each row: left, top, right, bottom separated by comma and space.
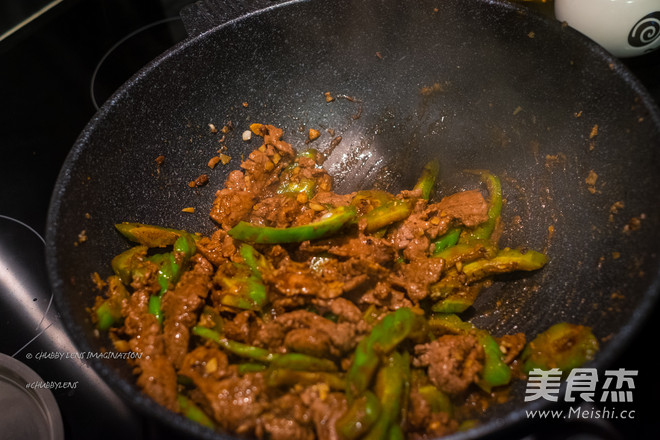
92, 124, 598, 439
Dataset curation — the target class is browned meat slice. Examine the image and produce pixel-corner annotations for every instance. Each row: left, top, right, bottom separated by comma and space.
414, 334, 484, 395
250, 194, 306, 227
310, 297, 363, 324
195, 229, 238, 266
389, 190, 488, 259
210, 188, 255, 230
257, 393, 314, 440
224, 169, 248, 191
195, 372, 267, 435
388, 199, 451, 259
311, 190, 355, 207
433, 189, 489, 227
222, 310, 262, 345
123, 287, 164, 358
389, 257, 445, 303
256, 309, 360, 356
359, 281, 413, 311
258, 124, 295, 157
161, 255, 213, 367
327, 233, 396, 266
284, 328, 334, 358
406, 388, 459, 437
266, 258, 343, 299
178, 346, 230, 381
310, 392, 347, 440
136, 356, 178, 411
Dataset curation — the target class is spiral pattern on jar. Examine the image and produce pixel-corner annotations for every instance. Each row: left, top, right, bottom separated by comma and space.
628, 12, 660, 47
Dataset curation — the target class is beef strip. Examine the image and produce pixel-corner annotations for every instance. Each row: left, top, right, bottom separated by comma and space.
257, 393, 315, 440
194, 372, 268, 435
389, 257, 445, 303
266, 257, 343, 299
309, 392, 347, 440
310, 297, 363, 324
195, 229, 239, 266
406, 388, 459, 438
210, 125, 296, 231
210, 187, 256, 230
359, 280, 413, 311
223, 310, 262, 345
389, 190, 489, 259
136, 356, 179, 411
161, 254, 213, 368
256, 309, 360, 356
327, 233, 396, 266
250, 194, 308, 227
178, 345, 230, 382
433, 189, 489, 227
123, 286, 163, 358
311, 190, 355, 207
284, 328, 334, 358
414, 334, 485, 395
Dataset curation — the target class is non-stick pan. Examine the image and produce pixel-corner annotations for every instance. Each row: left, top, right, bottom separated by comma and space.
46, 0, 660, 439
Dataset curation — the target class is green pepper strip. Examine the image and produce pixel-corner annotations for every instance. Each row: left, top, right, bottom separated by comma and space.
219, 244, 269, 310
228, 205, 357, 244
277, 177, 317, 199
95, 276, 130, 330
350, 190, 394, 209
362, 351, 409, 440
115, 222, 194, 247
111, 245, 148, 285
276, 149, 321, 198
177, 394, 215, 429
461, 248, 548, 283
363, 199, 414, 233
345, 307, 423, 403
413, 159, 440, 201
192, 326, 337, 371
388, 425, 404, 440
433, 241, 497, 267
267, 369, 345, 390
417, 385, 453, 416
428, 314, 511, 392
335, 391, 382, 440
461, 172, 502, 243
147, 233, 197, 323
521, 322, 599, 374
431, 287, 480, 314
431, 228, 462, 255
238, 363, 268, 374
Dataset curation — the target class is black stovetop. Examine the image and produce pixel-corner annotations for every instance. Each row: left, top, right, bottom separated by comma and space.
1, 1, 659, 439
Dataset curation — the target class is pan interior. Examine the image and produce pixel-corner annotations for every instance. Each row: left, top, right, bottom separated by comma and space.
46, 0, 660, 438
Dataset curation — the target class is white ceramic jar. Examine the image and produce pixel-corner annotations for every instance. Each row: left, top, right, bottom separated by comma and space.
555, 0, 660, 58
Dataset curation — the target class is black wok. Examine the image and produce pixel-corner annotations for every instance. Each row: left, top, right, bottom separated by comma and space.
45, 0, 660, 439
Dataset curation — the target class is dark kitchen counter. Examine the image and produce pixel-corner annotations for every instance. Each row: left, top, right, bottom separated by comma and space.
1, 1, 658, 439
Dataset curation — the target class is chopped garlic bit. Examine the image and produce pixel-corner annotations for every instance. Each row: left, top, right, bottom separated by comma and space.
242, 130, 252, 141
308, 128, 321, 141
219, 153, 231, 165
208, 156, 221, 169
